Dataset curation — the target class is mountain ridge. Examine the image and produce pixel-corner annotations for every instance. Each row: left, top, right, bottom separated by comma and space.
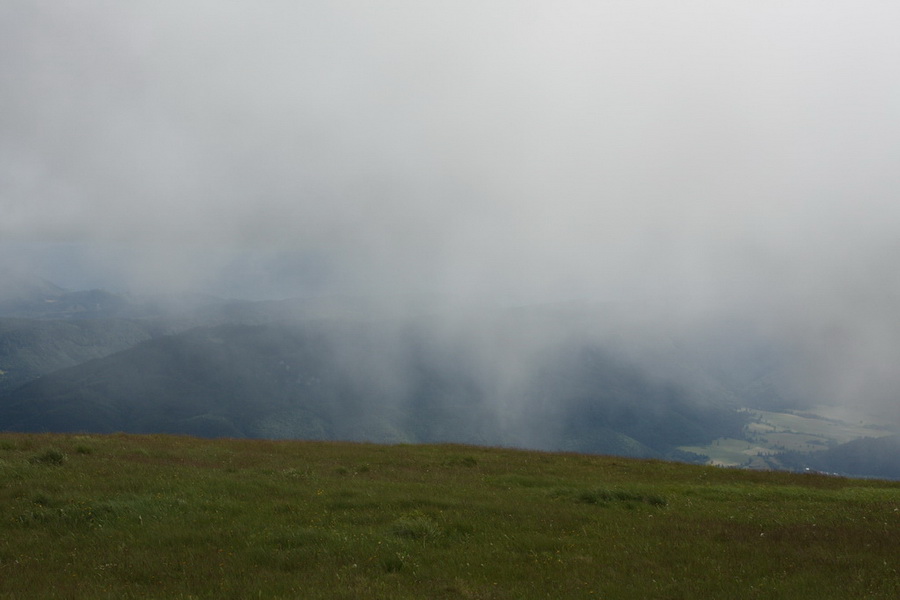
1, 276, 897, 478
0, 318, 746, 459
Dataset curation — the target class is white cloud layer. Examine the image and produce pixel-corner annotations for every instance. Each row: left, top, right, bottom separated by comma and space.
3, 1, 900, 415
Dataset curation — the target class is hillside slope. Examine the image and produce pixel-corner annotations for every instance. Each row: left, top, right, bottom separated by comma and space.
0, 317, 162, 394
0, 317, 746, 458
0, 433, 897, 599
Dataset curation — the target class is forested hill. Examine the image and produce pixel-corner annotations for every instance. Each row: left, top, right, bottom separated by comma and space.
0, 316, 746, 460
0, 318, 161, 394
2, 278, 896, 478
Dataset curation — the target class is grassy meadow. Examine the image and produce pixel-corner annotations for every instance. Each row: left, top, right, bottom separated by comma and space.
0, 433, 898, 599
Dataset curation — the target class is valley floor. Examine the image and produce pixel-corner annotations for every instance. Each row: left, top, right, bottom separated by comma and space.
679, 405, 896, 471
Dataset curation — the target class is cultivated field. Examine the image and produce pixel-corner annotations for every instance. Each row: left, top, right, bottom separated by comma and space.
679, 406, 896, 468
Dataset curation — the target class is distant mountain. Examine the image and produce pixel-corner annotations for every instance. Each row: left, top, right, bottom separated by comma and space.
0, 268, 143, 319
1, 277, 895, 476
0, 286, 220, 321
0, 317, 168, 394
0, 315, 747, 458
0, 270, 65, 314
0, 280, 474, 395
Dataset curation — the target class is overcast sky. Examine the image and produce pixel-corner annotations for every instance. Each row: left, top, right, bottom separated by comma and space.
2, 2, 900, 326
3, 1, 900, 421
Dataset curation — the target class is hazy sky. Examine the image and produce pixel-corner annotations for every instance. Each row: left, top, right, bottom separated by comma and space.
3, 2, 900, 321
3, 1, 900, 422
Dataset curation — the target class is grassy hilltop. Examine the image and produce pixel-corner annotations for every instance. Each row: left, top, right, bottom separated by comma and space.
0, 434, 898, 599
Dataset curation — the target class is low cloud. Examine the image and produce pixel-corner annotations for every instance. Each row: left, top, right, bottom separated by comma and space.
2, 2, 900, 418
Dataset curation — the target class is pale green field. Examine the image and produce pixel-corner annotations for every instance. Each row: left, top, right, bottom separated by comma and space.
680, 406, 896, 468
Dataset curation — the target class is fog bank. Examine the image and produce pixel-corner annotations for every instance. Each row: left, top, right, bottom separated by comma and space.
3, 2, 900, 419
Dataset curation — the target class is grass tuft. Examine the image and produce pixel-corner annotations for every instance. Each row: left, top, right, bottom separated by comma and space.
443, 455, 478, 467
582, 488, 666, 507
28, 447, 67, 466
380, 552, 408, 573
391, 510, 440, 540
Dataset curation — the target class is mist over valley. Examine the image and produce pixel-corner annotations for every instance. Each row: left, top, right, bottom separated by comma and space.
2, 3, 900, 479
1, 273, 897, 479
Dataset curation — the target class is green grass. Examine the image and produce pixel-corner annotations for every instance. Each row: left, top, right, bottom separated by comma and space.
0, 433, 898, 599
